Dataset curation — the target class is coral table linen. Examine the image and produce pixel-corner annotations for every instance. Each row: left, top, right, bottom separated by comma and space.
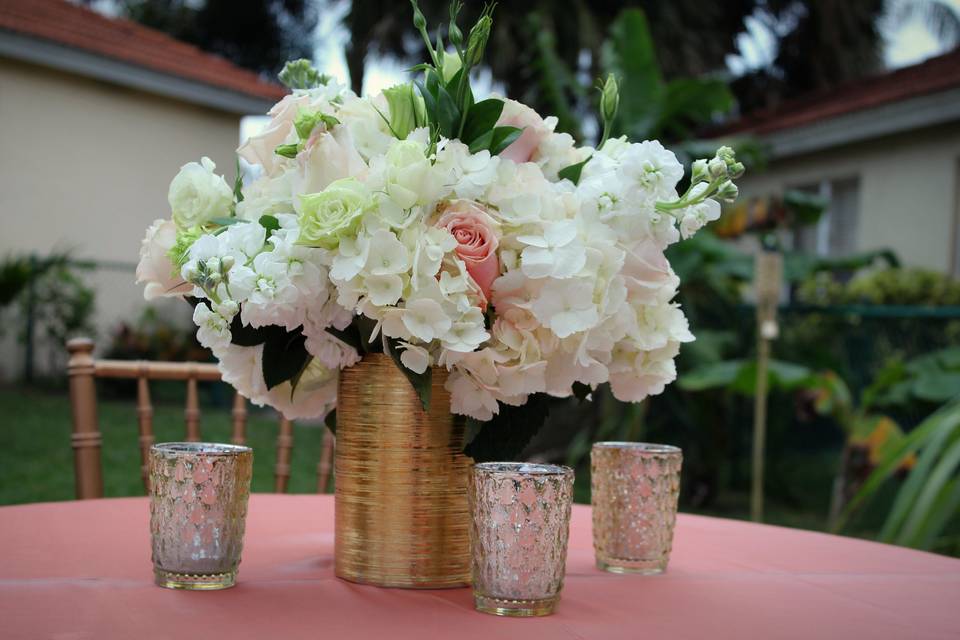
1, 495, 958, 639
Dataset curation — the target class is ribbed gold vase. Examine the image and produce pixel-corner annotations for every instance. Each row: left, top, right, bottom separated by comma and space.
334, 353, 471, 588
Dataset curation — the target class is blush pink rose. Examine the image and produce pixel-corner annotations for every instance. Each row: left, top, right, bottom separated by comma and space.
435, 201, 501, 304
136, 219, 193, 300
496, 99, 551, 164
237, 93, 306, 175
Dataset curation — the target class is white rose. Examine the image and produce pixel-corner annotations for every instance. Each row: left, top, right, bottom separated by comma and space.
168, 157, 234, 228
136, 219, 193, 300
380, 139, 439, 209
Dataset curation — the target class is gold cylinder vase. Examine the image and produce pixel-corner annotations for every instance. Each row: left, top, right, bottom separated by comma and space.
334, 353, 471, 588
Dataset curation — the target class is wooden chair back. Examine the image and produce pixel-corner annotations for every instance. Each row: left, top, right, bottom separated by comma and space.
66, 338, 334, 499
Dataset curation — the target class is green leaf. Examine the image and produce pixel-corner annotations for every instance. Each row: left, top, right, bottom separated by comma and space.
230, 317, 285, 347
325, 324, 362, 353
435, 83, 461, 138
258, 214, 280, 233
571, 381, 592, 402
913, 372, 960, 403
233, 156, 244, 203
209, 217, 241, 227
382, 335, 432, 412
489, 126, 522, 156
461, 98, 504, 145
261, 328, 310, 390
602, 8, 664, 140
288, 355, 314, 399
413, 77, 438, 128
467, 129, 493, 154
897, 436, 960, 547
558, 156, 591, 185
463, 394, 552, 462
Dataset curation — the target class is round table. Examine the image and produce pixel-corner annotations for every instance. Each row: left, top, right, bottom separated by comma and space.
1, 495, 957, 639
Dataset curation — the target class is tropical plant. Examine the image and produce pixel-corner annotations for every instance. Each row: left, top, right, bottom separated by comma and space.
837, 393, 960, 553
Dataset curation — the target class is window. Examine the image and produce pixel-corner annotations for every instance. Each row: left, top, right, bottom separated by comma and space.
792, 177, 861, 257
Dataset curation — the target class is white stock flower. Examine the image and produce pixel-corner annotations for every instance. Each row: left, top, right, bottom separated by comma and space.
193, 304, 231, 352
168, 157, 234, 228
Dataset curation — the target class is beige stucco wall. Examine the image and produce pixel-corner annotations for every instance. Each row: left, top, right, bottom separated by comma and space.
736, 122, 960, 273
0, 57, 244, 379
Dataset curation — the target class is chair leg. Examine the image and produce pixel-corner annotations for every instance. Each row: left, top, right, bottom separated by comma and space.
274, 417, 294, 493
67, 338, 103, 499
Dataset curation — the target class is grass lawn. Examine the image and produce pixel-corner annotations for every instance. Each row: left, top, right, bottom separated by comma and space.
0, 385, 328, 504
0, 385, 918, 553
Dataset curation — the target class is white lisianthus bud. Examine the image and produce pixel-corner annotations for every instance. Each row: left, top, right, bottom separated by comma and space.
600, 73, 620, 124
168, 157, 234, 229
410, 0, 426, 31
220, 255, 236, 272
441, 51, 463, 84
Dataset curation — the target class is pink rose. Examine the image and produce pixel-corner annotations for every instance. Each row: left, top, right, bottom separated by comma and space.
496, 99, 551, 164
436, 201, 501, 304
136, 219, 192, 300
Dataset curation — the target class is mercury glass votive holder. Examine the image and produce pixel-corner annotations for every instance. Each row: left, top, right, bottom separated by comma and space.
468, 462, 574, 617
148, 443, 253, 590
591, 442, 682, 575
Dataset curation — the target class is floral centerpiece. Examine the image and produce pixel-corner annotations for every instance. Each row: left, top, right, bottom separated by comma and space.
136, 1, 742, 462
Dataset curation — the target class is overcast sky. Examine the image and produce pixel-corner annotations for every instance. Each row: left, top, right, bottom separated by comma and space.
237, 0, 960, 142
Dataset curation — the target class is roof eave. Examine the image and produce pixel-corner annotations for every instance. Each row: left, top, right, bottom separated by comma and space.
0, 30, 276, 116
714, 87, 960, 159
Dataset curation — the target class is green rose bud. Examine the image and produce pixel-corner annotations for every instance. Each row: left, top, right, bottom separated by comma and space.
297, 178, 373, 249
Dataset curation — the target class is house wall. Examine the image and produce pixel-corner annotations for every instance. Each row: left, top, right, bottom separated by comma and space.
734, 122, 960, 273
0, 57, 244, 379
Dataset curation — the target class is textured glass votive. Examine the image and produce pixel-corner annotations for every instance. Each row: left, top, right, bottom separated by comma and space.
591, 442, 682, 575
149, 443, 253, 590
468, 462, 574, 617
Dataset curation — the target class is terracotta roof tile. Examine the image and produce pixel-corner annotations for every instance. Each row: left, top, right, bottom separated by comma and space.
0, 0, 287, 103
715, 48, 960, 136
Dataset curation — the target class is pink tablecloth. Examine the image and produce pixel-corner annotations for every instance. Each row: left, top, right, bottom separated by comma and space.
1, 495, 958, 639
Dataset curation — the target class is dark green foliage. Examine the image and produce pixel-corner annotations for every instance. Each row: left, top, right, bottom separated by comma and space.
464, 394, 552, 462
